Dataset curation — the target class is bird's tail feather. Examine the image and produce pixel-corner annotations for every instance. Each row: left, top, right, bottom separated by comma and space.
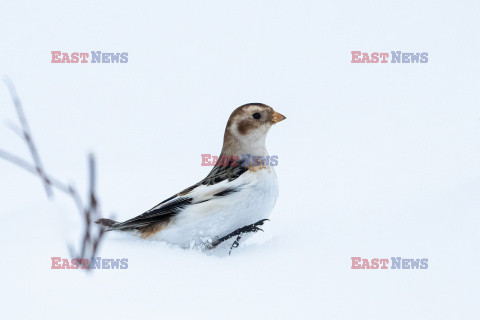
95, 218, 119, 231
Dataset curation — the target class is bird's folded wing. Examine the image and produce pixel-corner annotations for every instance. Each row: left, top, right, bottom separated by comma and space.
113, 195, 193, 229
113, 163, 250, 230
200, 160, 248, 186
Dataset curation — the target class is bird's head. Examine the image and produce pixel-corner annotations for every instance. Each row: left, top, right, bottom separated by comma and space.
222, 103, 286, 157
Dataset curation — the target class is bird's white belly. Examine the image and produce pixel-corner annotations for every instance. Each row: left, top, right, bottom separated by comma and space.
153, 168, 279, 248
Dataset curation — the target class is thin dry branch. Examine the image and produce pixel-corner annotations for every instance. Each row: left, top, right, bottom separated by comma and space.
0, 77, 108, 271
3, 77, 53, 197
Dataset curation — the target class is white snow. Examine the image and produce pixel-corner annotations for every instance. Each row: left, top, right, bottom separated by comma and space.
0, 1, 479, 319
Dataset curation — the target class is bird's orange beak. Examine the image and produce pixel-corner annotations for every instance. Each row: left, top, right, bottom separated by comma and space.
271, 111, 286, 124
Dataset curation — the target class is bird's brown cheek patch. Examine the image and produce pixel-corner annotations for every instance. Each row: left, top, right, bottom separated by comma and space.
237, 120, 256, 135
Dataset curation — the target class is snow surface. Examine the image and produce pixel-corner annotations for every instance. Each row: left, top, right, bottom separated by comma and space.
0, 1, 479, 319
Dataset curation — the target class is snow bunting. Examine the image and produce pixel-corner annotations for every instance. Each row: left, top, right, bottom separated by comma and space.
97, 103, 285, 252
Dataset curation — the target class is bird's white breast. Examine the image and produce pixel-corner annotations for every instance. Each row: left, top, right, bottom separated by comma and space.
153, 167, 279, 248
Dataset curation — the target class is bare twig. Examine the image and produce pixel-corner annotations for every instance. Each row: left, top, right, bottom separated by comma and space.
3, 76, 53, 197
4, 119, 24, 139
0, 77, 108, 271
0, 148, 71, 194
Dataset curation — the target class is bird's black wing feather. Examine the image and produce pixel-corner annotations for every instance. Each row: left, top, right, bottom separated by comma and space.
108, 158, 248, 230
201, 157, 248, 185
112, 196, 193, 230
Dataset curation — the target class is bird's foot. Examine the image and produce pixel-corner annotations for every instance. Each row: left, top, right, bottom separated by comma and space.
208, 219, 269, 254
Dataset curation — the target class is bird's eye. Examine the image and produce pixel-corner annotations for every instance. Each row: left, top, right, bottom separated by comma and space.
252, 113, 261, 119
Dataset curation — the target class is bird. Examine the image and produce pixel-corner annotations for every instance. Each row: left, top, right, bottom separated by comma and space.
96, 103, 286, 253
